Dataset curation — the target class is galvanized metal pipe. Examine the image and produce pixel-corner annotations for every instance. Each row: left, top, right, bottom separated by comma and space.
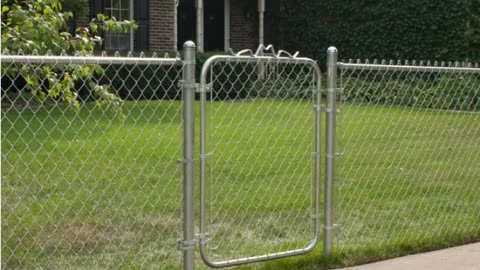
324, 46, 338, 257
200, 241, 318, 268
314, 53, 323, 261
0, 55, 182, 65
182, 41, 196, 270
199, 43, 208, 268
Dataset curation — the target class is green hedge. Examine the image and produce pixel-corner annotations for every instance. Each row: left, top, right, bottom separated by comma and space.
195, 53, 316, 100
279, 0, 480, 64
101, 63, 182, 100
96, 52, 226, 101
343, 73, 480, 111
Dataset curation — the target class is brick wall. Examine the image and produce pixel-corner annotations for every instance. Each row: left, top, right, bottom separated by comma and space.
77, 0, 277, 52
150, 0, 176, 51
78, 0, 177, 52
230, 0, 258, 51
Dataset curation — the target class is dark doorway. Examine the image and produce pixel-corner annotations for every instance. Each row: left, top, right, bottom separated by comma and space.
177, 0, 196, 50
204, 0, 224, 51
177, 0, 225, 51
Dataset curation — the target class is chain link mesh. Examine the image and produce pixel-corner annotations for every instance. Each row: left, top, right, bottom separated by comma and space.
200, 57, 320, 265
337, 60, 480, 258
6, 51, 477, 269
1, 54, 184, 269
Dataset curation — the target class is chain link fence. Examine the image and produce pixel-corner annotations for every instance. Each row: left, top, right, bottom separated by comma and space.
1, 54, 184, 269
3, 47, 479, 269
336, 59, 480, 258
1, 48, 323, 269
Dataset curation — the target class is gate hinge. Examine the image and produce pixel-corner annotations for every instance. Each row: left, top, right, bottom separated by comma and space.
315, 105, 341, 114
325, 153, 343, 159
324, 224, 341, 232
195, 233, 211, 245
196, 83, 212, 93
178, 80, 198, 90
312, 105, 323, 112
200, 153, 213, 160
177, 158, 194, 164
323, 107, 341, 114
178, 80, 212, 93
327, 87, 344, 94
177, 239, 197, 251
177, 234, 211, 250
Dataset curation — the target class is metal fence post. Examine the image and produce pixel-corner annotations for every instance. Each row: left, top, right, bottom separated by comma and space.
181, 41, 196, 270
324, 46, 338, 257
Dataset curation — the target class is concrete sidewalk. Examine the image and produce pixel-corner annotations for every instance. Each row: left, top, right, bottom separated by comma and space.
338, 242, 480, 270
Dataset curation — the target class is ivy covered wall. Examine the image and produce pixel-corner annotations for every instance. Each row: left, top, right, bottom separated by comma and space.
279, 0, 480, 63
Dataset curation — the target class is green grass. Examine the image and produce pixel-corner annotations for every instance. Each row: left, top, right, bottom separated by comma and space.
2, 100, 479, 269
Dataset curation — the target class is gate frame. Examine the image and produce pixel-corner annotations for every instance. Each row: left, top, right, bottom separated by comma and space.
196, 45, 323, 268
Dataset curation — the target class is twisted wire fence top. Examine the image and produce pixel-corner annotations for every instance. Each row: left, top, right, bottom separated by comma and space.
1, 52, 184, 269
336, 58, 480, 257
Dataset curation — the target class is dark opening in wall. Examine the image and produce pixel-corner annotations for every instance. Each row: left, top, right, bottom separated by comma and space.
177, 0, 224, 51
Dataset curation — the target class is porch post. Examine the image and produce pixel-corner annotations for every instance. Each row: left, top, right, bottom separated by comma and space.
174, 0, 178, 50
129, 0, 134, 51
258, 0, 265, 45
224, 0, 230, 51
196, 0, 204, 52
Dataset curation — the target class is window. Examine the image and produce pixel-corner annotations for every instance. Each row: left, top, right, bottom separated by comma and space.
90, 0, 149, 51
104, 0, 133, 51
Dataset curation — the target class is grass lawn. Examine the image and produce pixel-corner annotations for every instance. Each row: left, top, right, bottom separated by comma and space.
2, 100, 479, 269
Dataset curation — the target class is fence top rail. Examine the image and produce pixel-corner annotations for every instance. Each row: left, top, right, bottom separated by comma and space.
0, 55, 183, 66
338, 62, 480, 74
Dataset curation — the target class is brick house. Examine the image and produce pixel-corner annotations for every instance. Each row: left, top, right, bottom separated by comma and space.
78, 0, 280, 52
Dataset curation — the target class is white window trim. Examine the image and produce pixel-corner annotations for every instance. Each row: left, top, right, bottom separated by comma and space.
104, 0, 135, 51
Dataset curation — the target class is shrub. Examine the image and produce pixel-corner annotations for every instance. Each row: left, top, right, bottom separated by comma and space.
279, 0, 480, 64
342, 73, 480, 111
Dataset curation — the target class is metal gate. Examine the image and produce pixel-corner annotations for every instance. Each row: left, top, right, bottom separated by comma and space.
197, 46, 322, 267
